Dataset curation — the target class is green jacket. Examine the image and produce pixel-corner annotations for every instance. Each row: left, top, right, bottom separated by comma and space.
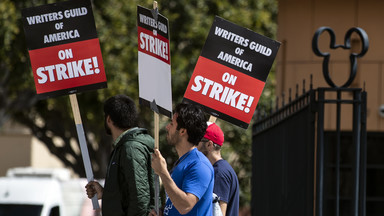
102, 128, 155, 216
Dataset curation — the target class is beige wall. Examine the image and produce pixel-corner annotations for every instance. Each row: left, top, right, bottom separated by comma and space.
0, 134, 31, 176
31, 137, 64, 169
276, 0, 384, 130
0, 121, 64, 176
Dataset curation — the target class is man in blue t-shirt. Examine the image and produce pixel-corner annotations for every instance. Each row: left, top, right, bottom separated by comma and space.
197, 122, 240, 216
151, 103, 214, 216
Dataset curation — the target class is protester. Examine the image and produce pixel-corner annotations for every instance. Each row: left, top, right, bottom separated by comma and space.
150, 102, 213, 216
85, 94, 155, 216
197, 122, 240, 216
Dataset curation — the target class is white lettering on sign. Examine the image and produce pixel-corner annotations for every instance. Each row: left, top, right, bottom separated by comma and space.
213, 26, 273, 57
214, 27, 249, 47
139, 32, 169, 61
191, 75, 254, 113
157, 22, 167, 34
222, 72, 237, 85
139, 14, 158, 28
26, 11, 64, 25
58, 49, 74, 60
217, 51, 252, 72
249, 41, 272, 56
36, 56, 100, 84
25, 7, 88, 26
44, 30, 80, 43
63, 7, 88, 18
138, 14, 168, 34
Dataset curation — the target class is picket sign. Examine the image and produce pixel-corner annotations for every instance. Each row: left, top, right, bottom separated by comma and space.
69, 94, 100, 210
137, 0, 173, 213
22, 0, 105, 211
183, 16, 280, 129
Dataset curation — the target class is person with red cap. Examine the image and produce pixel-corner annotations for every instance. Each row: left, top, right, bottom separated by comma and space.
197, 122, 240, 216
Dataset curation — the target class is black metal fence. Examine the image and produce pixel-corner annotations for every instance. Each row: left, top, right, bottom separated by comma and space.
252, 86, 315, 216
251, 26, 369, 216
251, 85, 367, 216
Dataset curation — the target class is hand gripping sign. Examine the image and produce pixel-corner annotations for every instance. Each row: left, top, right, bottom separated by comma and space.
22, 0, 106, 210
184, 16, 280, 129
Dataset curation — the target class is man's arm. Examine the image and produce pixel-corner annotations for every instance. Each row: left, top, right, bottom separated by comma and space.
151, 149, 198, 215
219, 201, 228, 216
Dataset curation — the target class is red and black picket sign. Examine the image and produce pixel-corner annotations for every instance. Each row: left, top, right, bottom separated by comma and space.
137, 5, 172, 118
22, 0, 107, 99
137, 5, 170, 65
184, 16, 280, 129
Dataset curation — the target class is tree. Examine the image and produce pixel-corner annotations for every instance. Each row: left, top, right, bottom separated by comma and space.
0, 0, 278, 208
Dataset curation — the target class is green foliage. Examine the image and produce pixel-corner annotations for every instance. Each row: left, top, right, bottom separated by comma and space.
0, 0, 278, 209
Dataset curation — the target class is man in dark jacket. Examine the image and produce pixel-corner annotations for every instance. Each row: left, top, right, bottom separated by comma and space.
86, 94, 155, 216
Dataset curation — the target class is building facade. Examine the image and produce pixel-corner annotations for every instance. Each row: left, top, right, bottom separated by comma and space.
275, 0, 384, 215
276, 0, 384, 131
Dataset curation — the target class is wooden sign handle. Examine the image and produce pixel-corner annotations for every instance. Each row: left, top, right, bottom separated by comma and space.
153, 1, 158, 9
69, 94, 100, 210
209, 116, 217, 123
154, 112, 160, 149
152, 3, 160, 215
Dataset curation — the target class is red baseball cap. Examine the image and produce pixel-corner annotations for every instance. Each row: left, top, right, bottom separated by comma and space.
203, 122, 224, 146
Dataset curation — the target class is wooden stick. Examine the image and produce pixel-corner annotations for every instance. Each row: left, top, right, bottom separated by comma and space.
153, 1, 158, 9
69, 94, 82, 124
153, 110, 160, 214
154, 112, 160, 149
69, 94, 100, 210
208, 115, 217, 123
152, 3, 160, 214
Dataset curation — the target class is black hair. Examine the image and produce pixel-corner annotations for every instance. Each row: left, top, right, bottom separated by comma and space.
103, 94, 138, 130
174, 103, 207, 145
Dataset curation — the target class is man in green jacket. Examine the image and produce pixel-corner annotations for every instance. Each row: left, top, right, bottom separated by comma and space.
86, 94, 155, 216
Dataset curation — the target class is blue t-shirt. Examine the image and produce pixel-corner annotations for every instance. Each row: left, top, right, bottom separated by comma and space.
213, 159, 240, 216
163, 148, 214, 216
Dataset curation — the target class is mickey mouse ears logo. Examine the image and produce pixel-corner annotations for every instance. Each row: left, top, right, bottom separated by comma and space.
312, 27, 369, 88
